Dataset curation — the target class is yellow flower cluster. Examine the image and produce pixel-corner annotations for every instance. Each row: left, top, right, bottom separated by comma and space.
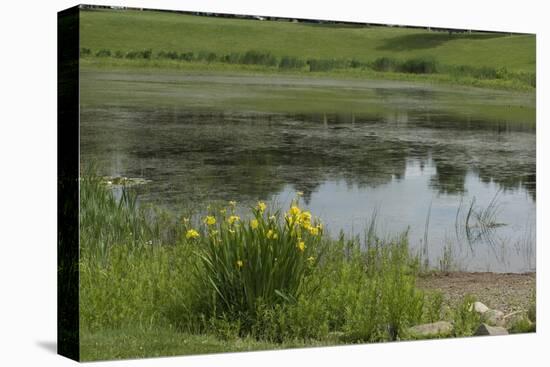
257, 201, 267, 213
227, 215, 240, 225
251, 219, 259, 229
185, 229, 200, 239
289, 205, 301, 217
236, 260, 244, 268
266, 229, 278, 240
203, 215, 216, 226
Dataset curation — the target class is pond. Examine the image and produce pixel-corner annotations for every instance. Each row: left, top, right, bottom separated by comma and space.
80, 70, 536, 272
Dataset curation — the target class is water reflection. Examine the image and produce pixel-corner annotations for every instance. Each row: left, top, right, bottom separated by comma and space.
80, 107, 536, 272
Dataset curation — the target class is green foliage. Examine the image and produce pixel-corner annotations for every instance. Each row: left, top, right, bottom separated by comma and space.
371, 56, 438, 74
307, 58, 347, 72
251, 297, 330, 342
95, 49, 111, 57
240, 50, 278, 66
125, 49, 152, 59
79, 173, 169, 262
278, 56, 306, 70
342, 236, 425, 342
508, 316, 535, 334
187, 200, 325, 329
197, 50, 219, 63
79, 172, 454, 353
400, 57, 438, 74
452, 295, 481, 336
80, 47, 91, 57
81, 45, 535, 90
371, 57, 398, 72
423, 292, 444, 323
80, 242, 195, 332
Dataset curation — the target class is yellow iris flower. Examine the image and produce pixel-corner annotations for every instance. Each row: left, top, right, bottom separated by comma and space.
227, 215, 240, 225
185, 229, 200, 239
257, 201, 267, 213
204, 216, 216, 226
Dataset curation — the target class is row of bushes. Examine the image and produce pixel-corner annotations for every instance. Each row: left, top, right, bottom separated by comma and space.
371, 56, 438, 74
80, 47, 535, 85
80, 47, 435, 74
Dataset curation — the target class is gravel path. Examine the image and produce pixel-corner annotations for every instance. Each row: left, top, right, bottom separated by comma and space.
417, 272, 536, 314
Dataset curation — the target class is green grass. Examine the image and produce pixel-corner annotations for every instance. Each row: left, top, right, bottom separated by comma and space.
80, 327, 332, 361
78, 174, 526, 361
79, 9, 535, 91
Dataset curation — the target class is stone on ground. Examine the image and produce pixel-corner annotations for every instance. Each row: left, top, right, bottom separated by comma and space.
407, 321, 453, 338
475, 323, 508, 336
472, 301, 490, 314
482, 309, 505, 327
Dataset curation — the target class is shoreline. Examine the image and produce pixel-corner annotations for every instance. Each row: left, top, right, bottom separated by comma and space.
417, 271, 535, 314
80, 58, 536, 93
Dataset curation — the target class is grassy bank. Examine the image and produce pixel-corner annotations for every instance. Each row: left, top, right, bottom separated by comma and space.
79, 175, 537, 361
79, 9, 536, 91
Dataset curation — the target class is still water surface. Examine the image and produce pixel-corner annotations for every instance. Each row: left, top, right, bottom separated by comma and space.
80, 70, 536, 272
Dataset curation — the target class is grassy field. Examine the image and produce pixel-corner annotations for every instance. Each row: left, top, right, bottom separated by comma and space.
79, 9, 536, 91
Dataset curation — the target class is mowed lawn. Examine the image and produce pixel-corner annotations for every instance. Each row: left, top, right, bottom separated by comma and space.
80, 9, 535, 73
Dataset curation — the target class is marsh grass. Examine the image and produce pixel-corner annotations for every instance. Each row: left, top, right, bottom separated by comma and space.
79, 172, 492, 359
451, 295, 481, 336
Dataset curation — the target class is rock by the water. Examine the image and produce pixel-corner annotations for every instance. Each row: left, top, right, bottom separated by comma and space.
407, 321, 453, 338
482, 309, 505, 327
473, 301, 490, 314
475, 323, 508, 336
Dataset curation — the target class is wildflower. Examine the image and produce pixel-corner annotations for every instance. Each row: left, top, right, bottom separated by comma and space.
297, 241, 306, 252
236, 260, 244, 268
182, 217, 190, 224
251, 219, 259, 229
185, 229, 200, 240
220, 208, 227, 215
300, 211, 312, 223
268, 228, 280, 239
229, 200, 237, 207
289, 205, 301, 217
227, 215, 240, 225
257, 201, 267, 213
308, 226, 319, 236
307, 256, 315, 264
203, 215, 216, 226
